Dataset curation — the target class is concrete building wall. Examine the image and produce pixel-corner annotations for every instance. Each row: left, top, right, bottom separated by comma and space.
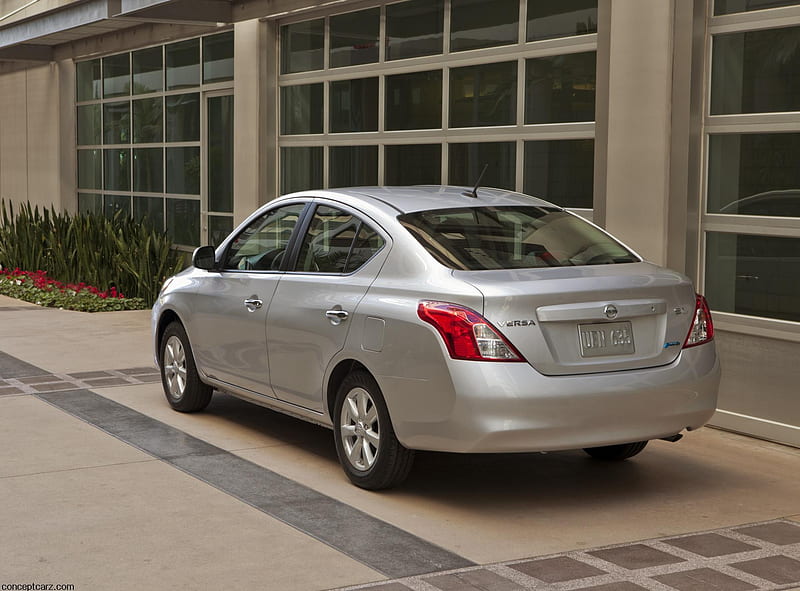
0, 0, 80, 26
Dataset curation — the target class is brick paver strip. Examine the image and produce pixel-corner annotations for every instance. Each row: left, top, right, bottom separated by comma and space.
118, 367, 158, 375
662, 532, 759, 557
588, 544, 685, 570
427, 569, 525, 591
67, 370, 114, 379
736, 522, 800, 546
732, 555, 800, 585
653, 567, 757, 591
17, 375, 62, 384
32, 382, 79, 392
354, 585, 413, 591
82, 377, 131, 387
510, 556, 606, 583
0, 386, 24, 395
134, 374, 162, 383
573, 582, 648, 591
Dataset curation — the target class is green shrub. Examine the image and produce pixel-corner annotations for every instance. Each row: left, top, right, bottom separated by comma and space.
0, 200, 186, 306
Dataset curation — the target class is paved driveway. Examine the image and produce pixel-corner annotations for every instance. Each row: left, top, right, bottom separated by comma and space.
1, 294, 799, 590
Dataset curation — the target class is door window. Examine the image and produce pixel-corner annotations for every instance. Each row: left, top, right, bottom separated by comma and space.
222, 203, 305, 271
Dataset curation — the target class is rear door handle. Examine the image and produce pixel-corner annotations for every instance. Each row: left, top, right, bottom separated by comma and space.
244, 298, 263, 312
325, 309, 349, 324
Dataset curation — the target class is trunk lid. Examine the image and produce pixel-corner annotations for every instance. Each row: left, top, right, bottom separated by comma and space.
454, 262, 697, 376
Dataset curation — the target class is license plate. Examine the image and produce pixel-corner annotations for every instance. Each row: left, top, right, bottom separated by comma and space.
578, 321, 635, 358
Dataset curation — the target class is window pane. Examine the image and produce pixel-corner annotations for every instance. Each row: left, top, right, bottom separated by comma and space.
104, 194, 131, 219
166, 93, 200, 142
103, 101, 131, 144
385, 144, 442, 185
527, 0, 597, 42
103, 54, 130, 98
166, 147, 200, 195
166, 199, 200, 246
203, 31, 234, 83
711, 27, 800, 115
450, 62, 517, 127
450, 0, 519, 52
104, 149, 131, 191
714, 0, 800, 15
281, 84, 323, 135
78, 193, 102, 216
526, 52, 596, 124
705, 232, 800, 322
208, 215, 234, 247
708, 134, 800, 217
77, 105, 101, 146
208, 95, 234, 213
330, 77, 378, 133
330, 8, 380, 68
329, 146, 378, 187
133, 148, 164, 193
346, 224, 385, 273
281, 19, 324, 74
132, 47, 163, 94
223, 204, 306, 270
386, 70, 442, 130
386, 0, 444, 60
524, 140, 594, 208
281, 146, 323, 194
449, 142, 515, 190
78, 150, 102, 190
134, 196, 164, 230
76, 59, 101, 102
133, 97, 163, 143
166, 39, 200, 90
296, 206, 358, 273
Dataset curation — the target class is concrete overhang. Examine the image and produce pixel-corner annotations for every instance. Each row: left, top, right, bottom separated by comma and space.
114, 0, 232, 25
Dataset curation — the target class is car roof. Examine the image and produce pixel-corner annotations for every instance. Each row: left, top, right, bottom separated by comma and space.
283, 186, 558, 215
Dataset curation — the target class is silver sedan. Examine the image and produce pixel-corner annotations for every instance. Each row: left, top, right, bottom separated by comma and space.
153, 186, 720, 490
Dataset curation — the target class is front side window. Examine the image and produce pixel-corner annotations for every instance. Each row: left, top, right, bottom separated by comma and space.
399, 206, 638, 270
223, 204, 306, 271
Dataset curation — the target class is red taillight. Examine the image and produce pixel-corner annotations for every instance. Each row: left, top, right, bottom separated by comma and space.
417, 301, 525, 362
683, 294, 714, 348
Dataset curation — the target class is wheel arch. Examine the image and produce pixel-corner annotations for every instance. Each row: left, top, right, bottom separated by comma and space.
156, 308, 183, 362
326, 359, 370, 422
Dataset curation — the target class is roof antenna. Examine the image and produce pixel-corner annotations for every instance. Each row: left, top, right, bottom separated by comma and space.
463, 163, 488, 198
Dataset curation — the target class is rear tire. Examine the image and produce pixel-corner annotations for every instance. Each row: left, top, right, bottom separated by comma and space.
159, 321, 213, 412
333, 370, 414, 490
583, 441, 648, 461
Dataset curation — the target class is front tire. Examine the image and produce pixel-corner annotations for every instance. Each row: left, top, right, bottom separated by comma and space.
333, 370, 414, 490
583, 440, 648, 461
159, 321, 213, 412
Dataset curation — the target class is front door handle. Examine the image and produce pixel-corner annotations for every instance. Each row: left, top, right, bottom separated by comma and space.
244, 298, 263, 312
325, 309, 349, 325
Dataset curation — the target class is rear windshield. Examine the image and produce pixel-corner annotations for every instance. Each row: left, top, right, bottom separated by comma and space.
398, 206, 639, 270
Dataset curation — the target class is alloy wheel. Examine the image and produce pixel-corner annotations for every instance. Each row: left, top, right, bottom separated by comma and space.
163, 335, 188, 399
339, 386, 380, 471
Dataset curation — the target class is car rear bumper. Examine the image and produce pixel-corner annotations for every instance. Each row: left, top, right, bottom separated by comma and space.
383, 343, 720, 453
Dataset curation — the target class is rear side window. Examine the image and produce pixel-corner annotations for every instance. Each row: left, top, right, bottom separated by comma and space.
398, 206, 638, 270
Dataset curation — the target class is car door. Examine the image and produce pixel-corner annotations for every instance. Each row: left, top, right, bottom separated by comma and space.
190, 202, 308, 395
266, 203, 390, 412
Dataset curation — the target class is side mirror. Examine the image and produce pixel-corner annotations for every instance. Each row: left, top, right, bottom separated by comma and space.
192, 246, 217, 271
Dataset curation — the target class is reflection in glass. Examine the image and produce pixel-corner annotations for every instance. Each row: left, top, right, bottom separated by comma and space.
76, 59, 101, 102
166, 198, 200, 246
166, 39, 200, 90
524, 140, 594, 208
711, 27, 800, 115
104, 102, 131, 144
705, 232, 800, 322
330, 8, 380, 68
203, 32, 234, 83
526, 52, 596, 123
209, 215, 234, 247
77, 105, 101, 146
132, 47, 163, 94
329, 146, 378, 187
208, 95, 234, 213
103, 54, 130, 98
450, 62, 517, 127
386, 0, 444, 60
386, 70, 442, 130
281, 19, 324, 74
281, 84, 323, 135
104, 149, 131, 191
714, 0, 800, 15
166, 147, 201, 195
330, 78, 379, 133
385, 144, 442, 185
134, 196, 164, 230
450, 0, 518, 52
449, 142, 515, 190
133, 148, 164, 193
133, 98, 163, 143
78, 193, 102, 216
104, 194, 132, 219
281, 146, 323, 194
527, 0, 597, 42
78, 150, 102, 190
166, 93, 200, 142
708, 133, 800, 217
